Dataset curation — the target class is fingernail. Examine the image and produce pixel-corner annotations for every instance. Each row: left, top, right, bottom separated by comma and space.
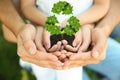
93, 51, 99, 58
29, 47, 36, 54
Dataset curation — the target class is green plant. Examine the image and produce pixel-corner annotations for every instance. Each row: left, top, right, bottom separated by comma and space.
52, 1, 73, 14
45, 1, 81, 36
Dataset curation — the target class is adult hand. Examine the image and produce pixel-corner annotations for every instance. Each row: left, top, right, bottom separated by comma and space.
17, 24, 62, 69
35, 26, 46, 52
63, 28, 107, 69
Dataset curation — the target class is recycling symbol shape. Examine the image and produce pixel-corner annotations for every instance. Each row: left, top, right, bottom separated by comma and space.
45, 1, 80, 36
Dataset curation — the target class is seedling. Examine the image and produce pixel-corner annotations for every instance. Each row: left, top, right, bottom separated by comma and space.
45, 1, 81, 46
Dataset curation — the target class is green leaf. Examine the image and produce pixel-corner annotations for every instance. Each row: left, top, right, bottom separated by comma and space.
52, 1, 67, 14
68, 16, 80, 32
62, 3, 73, 14
52, 1, 73, 15
45, 24, 61, 35
46, 15, 58, 24
45, 1, 81, 36
63, 25, 74, 36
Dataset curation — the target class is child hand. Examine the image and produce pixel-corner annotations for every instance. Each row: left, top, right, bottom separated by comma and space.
62, 24, 94, 52
43, 28, 62, 52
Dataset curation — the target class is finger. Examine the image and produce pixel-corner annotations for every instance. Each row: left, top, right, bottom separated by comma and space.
98, 49, 106, 61
62, 60, 70, 69
18, 46, 62, 69
98, 41, 107, 60
69, 60, 85, 68
52, 51, 61, 57
48, 44, 58, 52
72, 29, 82, 47
61, 50, 67, 54
39, 61, 63, 69
79, 27, 91, 52
69, 61, 98, 68
60, 45, 65, 50
69, 59, 99, 68
68, 57, 100, 68
62, 40, 68, 45
23, 40, 37, 54
66, 52, 74, 57
35, 27, 46, 52
56, 41, 62, 51
43, 30, 51, 50
65, 45, 78, 52
24, 57, 62, 69
17, 36, 32, 58
20, 24, 36, 41
59, 54, 67, 61
34, 51, 59, 61
20, 25, 37, 54
17, 47, 30, 58
92, 31, 107, 59
70, 51, 92, 60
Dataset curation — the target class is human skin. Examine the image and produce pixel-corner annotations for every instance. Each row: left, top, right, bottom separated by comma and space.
61, 0, 110, 52
20, 0, 110, 51
0, 0, 63, 69
20, 0, 62, 52
0, 0, 24, 36
63, 0, 120, 69
56, 0, 110, 60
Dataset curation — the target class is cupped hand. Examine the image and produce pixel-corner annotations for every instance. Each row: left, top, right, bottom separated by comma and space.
62, 24, 93, 52
43, 29, 62, 52
17, 24, 62, 69
18, 46, 62, 69
35, 26, 46, 52
63, 28, 107, 69
17, 24, 37, 54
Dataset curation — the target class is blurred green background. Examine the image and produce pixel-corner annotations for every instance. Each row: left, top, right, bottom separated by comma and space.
0, 22, 120, 80
0, 22, 35, 80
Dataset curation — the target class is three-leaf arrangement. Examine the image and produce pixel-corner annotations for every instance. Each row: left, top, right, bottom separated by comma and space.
45, 1, 81, 36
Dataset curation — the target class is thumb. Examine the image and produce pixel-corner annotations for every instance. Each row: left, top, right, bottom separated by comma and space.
72, 30, 82, 47
43, 30, 51, 50
21, 24, 37, 54
23, 40, 37, 54
92, 37, 107, 59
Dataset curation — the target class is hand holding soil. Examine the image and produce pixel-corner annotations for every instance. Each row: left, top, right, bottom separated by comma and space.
44, 1, 81, 63
43, 1, 105, 68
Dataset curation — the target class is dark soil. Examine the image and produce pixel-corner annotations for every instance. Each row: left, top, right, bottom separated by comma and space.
50, 34, 62, 47
63, 34, 75, 46
50, 34, 75, 47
